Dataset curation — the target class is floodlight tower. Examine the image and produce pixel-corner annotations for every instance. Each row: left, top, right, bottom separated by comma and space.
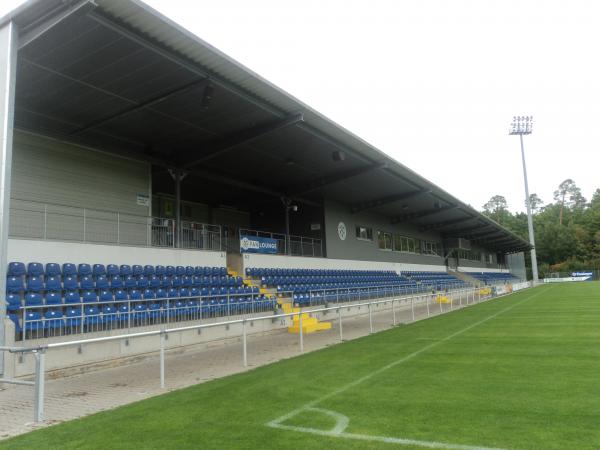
509, 116, 539, 283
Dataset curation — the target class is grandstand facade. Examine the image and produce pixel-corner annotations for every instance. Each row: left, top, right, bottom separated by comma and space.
0, 0, 529, 374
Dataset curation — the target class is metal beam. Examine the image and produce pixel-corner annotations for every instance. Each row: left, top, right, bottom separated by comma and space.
187, 168, 321, 208
181, 113, 304, 169
419, 216, 476, 231
390, 204, 457, 225
287, 162, 386, 197
69, 78, 209, 136
18, 0, 94, 49
88, 10, 286, 118
0, 19, 18, 375
350, 189, 430, 214
21, 58, 217, 138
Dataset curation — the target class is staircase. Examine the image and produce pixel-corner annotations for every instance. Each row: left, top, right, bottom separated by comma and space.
281, 303, 332, 334
448, 268, 480, 286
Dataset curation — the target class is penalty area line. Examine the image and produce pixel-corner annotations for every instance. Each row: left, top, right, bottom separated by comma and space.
267, 286, 550, 448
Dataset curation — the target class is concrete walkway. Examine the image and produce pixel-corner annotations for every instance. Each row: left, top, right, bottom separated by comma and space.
0, 296, 476, 440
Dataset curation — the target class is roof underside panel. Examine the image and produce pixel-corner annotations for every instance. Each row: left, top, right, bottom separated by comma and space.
5, 0, 531, 253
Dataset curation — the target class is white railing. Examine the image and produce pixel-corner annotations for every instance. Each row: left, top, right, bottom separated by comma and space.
2, 283, 533, 424
9, 199, 220, 251
239, 228, 323, 257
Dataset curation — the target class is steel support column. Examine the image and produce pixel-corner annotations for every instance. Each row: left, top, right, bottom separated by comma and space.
0, 21, 18, 375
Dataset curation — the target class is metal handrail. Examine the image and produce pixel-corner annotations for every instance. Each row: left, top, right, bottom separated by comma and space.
239, 228, 322, 257
2, 283, 534, 425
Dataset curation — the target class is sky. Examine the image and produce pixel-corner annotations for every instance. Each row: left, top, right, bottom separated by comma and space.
2, 0, 599, 213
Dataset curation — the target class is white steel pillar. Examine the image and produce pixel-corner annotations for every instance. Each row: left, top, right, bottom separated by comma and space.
0, 21, 18, 375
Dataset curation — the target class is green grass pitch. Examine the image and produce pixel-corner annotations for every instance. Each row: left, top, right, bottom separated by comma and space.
3, 283, 600, 449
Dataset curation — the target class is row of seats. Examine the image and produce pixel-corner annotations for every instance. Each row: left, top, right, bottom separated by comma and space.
6, 286, 262, 310
7, 274, 244, 294
402, 271, 469, 288
466, 272, 519, 284
8, 262, 228, 278
11, 295, 277, 335
246, 268, 399, 278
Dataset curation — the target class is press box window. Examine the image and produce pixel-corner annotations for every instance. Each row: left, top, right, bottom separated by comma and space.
355, 226, 373, 241
377, 231, 393, 250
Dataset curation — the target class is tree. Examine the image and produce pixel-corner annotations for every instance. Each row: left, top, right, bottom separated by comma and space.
526, 193, 544, 213
483, 195, 509, 224
553, 179, 586, 225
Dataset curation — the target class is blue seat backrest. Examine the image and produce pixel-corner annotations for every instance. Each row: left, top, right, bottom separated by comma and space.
82, 290, 97, 303
143, 265, 155, 276
120, 265, 132, 276
166, 266, 175, 276
107, 264, 120, 276
45, 263, 61, 277
99, 290, 113, 302
93, 264, 106, 277
27, 262, 44, 277
25, 293, 43, 306
62, 263, 77, 277
132, 265, 143, 276
8, 262, 26, 277
155, 265, 166, 276
78, 264, 92, 277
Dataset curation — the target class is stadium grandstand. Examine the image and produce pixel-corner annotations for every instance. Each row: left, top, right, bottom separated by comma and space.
0, 0, 529, 381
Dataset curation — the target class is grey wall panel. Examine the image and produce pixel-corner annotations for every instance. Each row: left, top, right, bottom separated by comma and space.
9, 131, 151, 244
506, 252, 526, 280
323, 200, 446, 266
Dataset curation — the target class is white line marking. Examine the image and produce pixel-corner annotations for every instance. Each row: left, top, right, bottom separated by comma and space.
267, 286, 550, 449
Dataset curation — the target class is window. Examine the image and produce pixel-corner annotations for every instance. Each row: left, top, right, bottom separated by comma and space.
392, 235, 418, 253
355, 226, 373, 241
422, 240, 441, 256
377, 231, 393, 250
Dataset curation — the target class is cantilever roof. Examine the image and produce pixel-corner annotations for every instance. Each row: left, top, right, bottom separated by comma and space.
1, 0, 530, 253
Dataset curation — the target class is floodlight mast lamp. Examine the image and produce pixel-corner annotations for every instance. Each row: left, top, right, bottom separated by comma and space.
509, 116, 539, 283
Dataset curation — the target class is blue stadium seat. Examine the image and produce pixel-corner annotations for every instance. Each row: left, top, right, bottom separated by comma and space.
107, 264, 120, 276
45, 263, 61, 277
26, 276, 43, 292
110, 275, 123, 289
45, 275, 62, 291
64, 275, 78, 291
155, 265, 166, 276
132, 265, 143, 277
82, 290, 98, 303
93, 264, 106, 277
80, 276, 94, 290
44, 309, 64, 330
6, 276, 24, 293
78, 263, 92, 277
143, 265, 155, 276
84, 306, 101, 327
120, 265, 132, 276
65, 290, 81, 304
6, 293, 21, 312
65, 307, 82, 329
8, 262, 26, 277
45, 291, 62, 305
96, 275, 109, 290
99, 290, 113, 302
27, 262, 44, 277
62, 263, 77, 277
166, 266, 175, 276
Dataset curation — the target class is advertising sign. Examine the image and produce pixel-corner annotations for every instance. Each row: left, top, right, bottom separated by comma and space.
240, 235, 278, 254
